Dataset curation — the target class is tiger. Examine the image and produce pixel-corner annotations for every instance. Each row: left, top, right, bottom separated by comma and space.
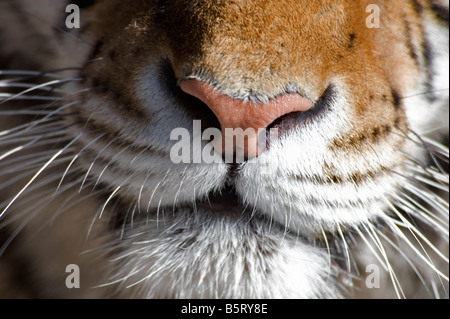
0, 0, 448, 299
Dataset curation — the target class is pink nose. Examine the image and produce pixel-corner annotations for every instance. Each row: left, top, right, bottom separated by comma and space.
180, 80, 313, 159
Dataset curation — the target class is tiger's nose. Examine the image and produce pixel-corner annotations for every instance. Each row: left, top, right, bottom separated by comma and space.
180, 79, 313, 159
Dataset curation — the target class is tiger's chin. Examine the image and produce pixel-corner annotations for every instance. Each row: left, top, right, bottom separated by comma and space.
104, 195, 342, 299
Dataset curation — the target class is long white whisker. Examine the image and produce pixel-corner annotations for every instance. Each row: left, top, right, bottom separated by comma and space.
393, 193, 448, 234
0, 133, 83, 219
355, 225, 388, 271
0, 127, 66, 161
0, 82, 66, 94
98, 175, 132, 220
1, 78, 83, 104
336, 224, 351, 272
0, 153, 74, 178
383, 212, 449, 281
403, 183, 449, 218
0, 93, 63, 102
365, 221, 405, 298
375, 227, 437, 297
0, 69, 68, 79
172, 167, 188, 216
146, 169, 171, 215
389, 217, 449, 264
413, 174, 449, 192
93, 145, 131, 190
56, 133, 106, 193
319, 224, 333, 278
79, 136, 119, 192
0, 171, 76, 228
0, 148, 56, 168
137, 170, 152, 214
0, 117, 64, 139
0, 110, 66, 116
421, 136, 449, 157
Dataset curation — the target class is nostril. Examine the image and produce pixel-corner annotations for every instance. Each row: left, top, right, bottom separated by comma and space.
157, 61, 221, 130
180, 79, 313, 158
266, 84, 335, 139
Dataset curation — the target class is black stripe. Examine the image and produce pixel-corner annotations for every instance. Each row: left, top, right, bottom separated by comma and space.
411, 0, 425, 15
422, 37, 437, 101
294, 167, 391, 186
69, 110, 167, 157
83, 74, 150, 120
347, 33, 356, 49
408, 1, 437, 102
392, 88, 402, 110
403, 15, 421, 67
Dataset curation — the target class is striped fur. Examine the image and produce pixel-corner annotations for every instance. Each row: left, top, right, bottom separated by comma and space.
0, 0, 448, 298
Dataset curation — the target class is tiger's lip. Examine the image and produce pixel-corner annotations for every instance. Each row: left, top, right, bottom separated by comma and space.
153, 185, 252, 218
168, 185, 308, 238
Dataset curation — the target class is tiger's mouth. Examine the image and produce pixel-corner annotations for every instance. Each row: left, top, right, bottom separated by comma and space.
195, 186, 248, 216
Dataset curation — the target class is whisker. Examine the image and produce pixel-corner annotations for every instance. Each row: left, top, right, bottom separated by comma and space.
407, 165, 449, 191
0, 133, 83, 219
383, 204, 449, 281
93, 145, 131, 191
0, 148, 57, 168
0, 130, 66, 161
0, 152, 74, 177
0, 100, 79, 138
389, 216, 449, 264
0, 168, 78, 227
52, 187, 101, 225
0, 68, 82, 81
0, 82, 67, 94
0, 172, 87, 256
0, 70, 62, 77
56, 133, 106, 193
412, 174, 449, 192
366, 221, 405, 299
86, 175, 132, 239
0, 129, 66, 150
0, 94, 63, 102
393, 193, 448, 234
137, 170, 152, 214
397, 153, 449, 189
400, 88, 449, 100
421, 136, 449, 158
392, 127, 448, 175
407, 128, 447, 175
98, 181, 127, 220
336, 224, 351, 273
402, 183, 449, 218
374, 227, 433, 296
146, 169, 171, 215
172, 167, 188, 217
79, 136, 120, 192
0, 110, 68, 116
0, 78, 83, 104
355, 225, 388, 271
318, 225, 332, 269
0, 121, 64, 141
